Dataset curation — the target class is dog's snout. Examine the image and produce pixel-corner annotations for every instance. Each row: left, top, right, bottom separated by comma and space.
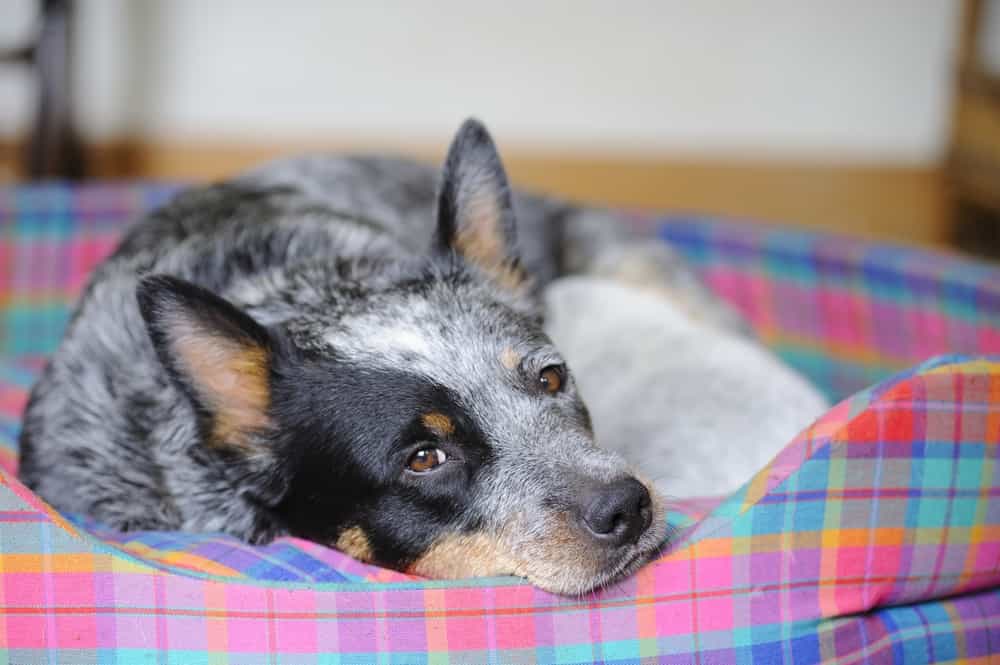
578, 477, 652, 546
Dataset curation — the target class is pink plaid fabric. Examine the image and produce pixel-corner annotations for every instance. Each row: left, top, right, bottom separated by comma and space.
1, 184, 999, 663
1, 356, 998, 663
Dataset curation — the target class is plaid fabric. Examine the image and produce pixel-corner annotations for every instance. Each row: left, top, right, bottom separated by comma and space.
1, 356, 998, 663
0, 184, 181, 359
660, 219, 1000, 401
1, 184, 999, 662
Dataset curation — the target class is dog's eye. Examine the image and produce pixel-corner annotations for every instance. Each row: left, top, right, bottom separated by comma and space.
407, 447, 447, 473
539, 365, 564, 394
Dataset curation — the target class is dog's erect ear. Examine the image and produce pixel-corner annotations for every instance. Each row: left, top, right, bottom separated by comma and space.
434, 118, 526, 289
137, 275, 273, 451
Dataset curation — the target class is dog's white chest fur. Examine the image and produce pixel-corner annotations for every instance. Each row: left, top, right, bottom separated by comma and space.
544, 276, 830, 499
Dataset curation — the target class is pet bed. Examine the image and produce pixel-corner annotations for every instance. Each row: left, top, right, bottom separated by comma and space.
1, 184, 998, 664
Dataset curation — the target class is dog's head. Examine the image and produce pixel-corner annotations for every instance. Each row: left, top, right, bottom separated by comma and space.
137, 119, 667, 594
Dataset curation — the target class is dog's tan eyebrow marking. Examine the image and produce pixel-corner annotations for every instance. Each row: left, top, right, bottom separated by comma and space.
335, 526, 374, 563
500, 347, 521, 370
421, 412, 455, 436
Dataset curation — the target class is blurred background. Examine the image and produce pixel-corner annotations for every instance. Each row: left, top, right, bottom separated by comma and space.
1, 0, 998, 257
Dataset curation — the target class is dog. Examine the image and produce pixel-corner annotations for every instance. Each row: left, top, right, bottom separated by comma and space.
21, 118, 767, 595
544, 276, 830, 499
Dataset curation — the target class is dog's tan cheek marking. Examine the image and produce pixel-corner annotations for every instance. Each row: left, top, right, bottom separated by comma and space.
408, 518, 606, 594
408, 517, 643, 594
421, 412, 455, 437
335, 526, 374, 563
507, 514, 603, 591
500, 347, 522, 370
407, 532, 511, 579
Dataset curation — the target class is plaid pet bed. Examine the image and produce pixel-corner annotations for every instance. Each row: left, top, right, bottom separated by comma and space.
1, 184, 999, 663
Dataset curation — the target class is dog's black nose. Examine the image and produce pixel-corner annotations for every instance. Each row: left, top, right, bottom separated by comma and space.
578, 477, 653, 546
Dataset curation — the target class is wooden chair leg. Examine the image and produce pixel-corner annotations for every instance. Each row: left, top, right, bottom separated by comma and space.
25, 0, 85, 179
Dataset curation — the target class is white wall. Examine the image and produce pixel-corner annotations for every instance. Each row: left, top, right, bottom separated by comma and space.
1, 0, 961, 162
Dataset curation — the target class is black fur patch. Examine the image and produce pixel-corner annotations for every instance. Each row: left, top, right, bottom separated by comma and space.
269, 353, 492, 566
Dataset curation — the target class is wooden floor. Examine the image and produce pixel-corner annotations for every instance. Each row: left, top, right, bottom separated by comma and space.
2, 139, 950, 249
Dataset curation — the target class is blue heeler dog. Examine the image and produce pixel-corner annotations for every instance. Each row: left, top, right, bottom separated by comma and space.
18, 119, 744, 594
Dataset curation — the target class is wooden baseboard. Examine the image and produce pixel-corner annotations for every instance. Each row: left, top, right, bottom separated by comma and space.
1, 138, 949, 248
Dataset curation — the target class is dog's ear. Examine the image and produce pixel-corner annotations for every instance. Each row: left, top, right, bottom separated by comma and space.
137, 275, 273, 451
434, 118, 526, 289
